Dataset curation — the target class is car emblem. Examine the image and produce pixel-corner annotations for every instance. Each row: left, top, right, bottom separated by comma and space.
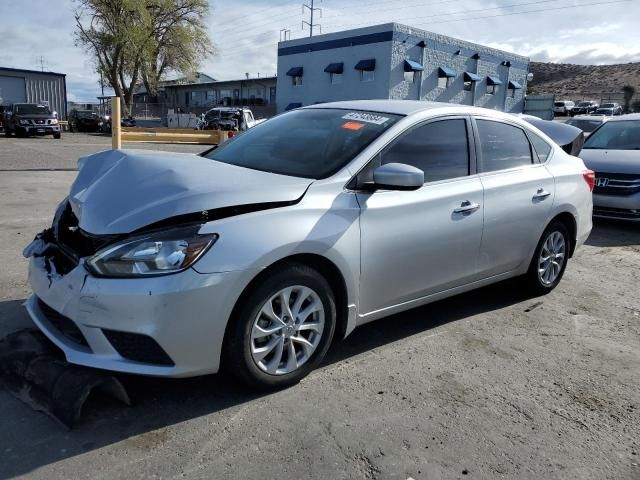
595, 177, 609, 187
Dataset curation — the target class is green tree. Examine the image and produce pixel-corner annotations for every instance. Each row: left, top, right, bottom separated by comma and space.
622, 85, 636, 113
74, 0, 212, 109
140, 0, 213, 102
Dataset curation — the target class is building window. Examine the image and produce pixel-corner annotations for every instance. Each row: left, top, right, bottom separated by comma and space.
404, 71, 415, 83
438, 76, 453, 89
361, 70, 374, 82
464, 81, 473, 91
509, 88, 516, 98
331, 73, 343, 84
487, 84, 497, 95
292, 75, 303, 86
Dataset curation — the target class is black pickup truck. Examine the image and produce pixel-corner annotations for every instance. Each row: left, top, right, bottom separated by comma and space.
2, 103, 61, 138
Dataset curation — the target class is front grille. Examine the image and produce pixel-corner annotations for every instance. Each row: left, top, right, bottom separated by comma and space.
593, 206, 640, 219
37, 298, 89, 347
594, 172, 640, 196
102, 329, 175, 366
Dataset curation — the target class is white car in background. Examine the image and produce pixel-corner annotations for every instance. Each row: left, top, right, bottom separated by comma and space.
554, 100, 575, 116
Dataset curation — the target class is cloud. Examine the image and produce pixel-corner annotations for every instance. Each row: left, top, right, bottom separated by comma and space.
1, 0, 639, 101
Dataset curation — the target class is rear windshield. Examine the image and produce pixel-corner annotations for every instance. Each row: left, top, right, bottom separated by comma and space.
566, 118, 603, 133
600, 103, 616, 108
583, 120, 640, 150
554, 102, 565, 107
205, 108, 401, 179
14, 104, 51, 115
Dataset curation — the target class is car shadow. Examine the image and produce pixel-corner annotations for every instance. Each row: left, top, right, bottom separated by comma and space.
585, 218, 640, 248
0, 279, 536, 478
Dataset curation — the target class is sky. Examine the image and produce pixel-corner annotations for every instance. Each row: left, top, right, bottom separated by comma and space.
1, 0, 638, 102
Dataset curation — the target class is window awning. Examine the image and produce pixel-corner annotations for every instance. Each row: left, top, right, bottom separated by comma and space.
324, 62, 344, 74
464, 71, 481, 82
354, 59, 376, 71
508, 80, 523, 90
438, 67, 456, 78
486, 76, 503, 86
286, 66, 303, 77
285, 103, 302, 111
404, 60, 424, 72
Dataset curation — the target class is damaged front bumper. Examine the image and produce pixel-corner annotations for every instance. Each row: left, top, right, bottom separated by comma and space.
24, 234, 253, 377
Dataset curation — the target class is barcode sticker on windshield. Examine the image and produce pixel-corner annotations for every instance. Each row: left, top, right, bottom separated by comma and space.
342, 112, 390, 125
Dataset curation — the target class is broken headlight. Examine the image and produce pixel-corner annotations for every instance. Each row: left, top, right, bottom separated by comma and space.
85, 226, 217, 277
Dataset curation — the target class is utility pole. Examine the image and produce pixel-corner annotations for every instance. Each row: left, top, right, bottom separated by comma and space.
302, 0, 321, 37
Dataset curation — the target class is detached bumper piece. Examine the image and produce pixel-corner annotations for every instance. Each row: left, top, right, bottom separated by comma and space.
0, 329, 130, 429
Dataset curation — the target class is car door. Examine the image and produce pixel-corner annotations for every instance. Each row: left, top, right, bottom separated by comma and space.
473, 117, 555, 277
357, 117, 485, 315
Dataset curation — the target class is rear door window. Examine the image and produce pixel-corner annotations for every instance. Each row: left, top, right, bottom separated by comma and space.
477, 119, 533, 172
381, 119, 470, 183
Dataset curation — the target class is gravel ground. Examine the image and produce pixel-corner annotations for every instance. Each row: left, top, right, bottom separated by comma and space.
0, 135, 638, 480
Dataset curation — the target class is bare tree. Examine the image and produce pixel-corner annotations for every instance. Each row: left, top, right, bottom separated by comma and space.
622, 85, 636, 113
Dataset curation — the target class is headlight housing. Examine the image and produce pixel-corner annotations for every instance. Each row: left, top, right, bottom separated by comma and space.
19, 119, 29, 125
85, 226, 217, 278
50, 118, 58, 125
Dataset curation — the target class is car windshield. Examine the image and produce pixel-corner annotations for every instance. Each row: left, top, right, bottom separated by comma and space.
566, 118, 603, 132
205, 108, 401, 179
15, 104, 51, 115
583, 120, 640, 150
77, 111, 96, 118
600, 104, 615, 108
576, 102, 592, 107
554, 102, 565, 107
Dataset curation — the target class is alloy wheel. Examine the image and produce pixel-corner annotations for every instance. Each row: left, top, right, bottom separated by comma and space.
538, 231, 566, 286
250, 285, 325, 375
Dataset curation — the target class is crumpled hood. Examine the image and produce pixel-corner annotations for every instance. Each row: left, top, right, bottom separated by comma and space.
69, 149, 312, 235
580, 149, 640, 174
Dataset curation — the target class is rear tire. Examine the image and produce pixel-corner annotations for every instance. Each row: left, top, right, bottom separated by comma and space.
523, 221, 570, 295
223, 263, 336, 390
4, 129, 10, 137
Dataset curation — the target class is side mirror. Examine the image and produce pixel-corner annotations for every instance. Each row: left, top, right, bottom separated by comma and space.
373, 163, 424, 191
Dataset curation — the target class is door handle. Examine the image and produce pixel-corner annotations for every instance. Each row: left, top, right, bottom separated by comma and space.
453, 200, 480, 214
533, 188, 551, 200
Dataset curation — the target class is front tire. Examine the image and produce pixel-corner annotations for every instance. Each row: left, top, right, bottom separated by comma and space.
224, 263, 336, 390
53, 133, 61, 139
524, 221, 570, 295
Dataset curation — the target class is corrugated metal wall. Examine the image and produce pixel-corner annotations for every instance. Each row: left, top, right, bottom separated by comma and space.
0, 68, 67, 118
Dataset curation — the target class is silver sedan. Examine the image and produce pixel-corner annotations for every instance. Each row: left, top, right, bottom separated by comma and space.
24, 100, 593, 389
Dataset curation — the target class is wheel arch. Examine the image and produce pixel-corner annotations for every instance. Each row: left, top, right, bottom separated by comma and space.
548, 211, 578, 257
222, 253, 350, 354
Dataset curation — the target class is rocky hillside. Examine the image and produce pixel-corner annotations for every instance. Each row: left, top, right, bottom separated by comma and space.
528, 61, 640, 105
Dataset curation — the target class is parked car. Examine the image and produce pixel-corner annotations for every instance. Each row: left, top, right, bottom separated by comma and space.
566, 115, 608, 137
2, 103, 61, 138
23, 100, 593, 389
201, 107, 264, 131
98, 114, 136, 133
594, 103, 623, 116
580, 113, 640, 221
554, 100, 575, 116
68, 109, 101, 132
571, 101, 599, 116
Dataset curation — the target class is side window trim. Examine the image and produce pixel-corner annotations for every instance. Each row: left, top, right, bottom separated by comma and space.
524, 130, 554, 164
471, 116, 537, 174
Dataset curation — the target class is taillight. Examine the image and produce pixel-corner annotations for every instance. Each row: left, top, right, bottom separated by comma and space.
227, 130, 234, 139
583, 169, 595, 192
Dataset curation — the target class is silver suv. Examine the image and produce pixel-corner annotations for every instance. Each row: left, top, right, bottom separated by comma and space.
24, 101, 593, 389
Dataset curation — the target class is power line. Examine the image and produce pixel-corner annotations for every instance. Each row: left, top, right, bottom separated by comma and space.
326, 0, 565, 29
325, 0, 631, 31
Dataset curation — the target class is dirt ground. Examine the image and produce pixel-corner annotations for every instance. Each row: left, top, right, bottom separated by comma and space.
0, 134, 638, 480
